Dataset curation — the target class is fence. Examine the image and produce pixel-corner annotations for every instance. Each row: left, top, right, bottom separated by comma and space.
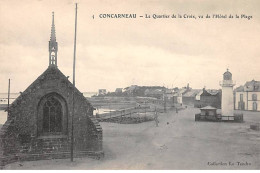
195, 113, 243, 122
96, 106, 155, 120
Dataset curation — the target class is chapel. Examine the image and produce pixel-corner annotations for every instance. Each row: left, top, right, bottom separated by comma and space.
0, 12, 103, 166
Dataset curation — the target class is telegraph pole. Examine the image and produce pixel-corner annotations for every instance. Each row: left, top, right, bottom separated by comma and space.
164, 88, 166, 113
71, 3, 78, 162
7, 79, 10, 116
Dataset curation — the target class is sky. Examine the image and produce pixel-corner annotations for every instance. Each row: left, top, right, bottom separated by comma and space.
0, 0, 260, 93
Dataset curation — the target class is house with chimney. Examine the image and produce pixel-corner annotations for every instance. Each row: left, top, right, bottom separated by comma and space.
235, 80, 260, 111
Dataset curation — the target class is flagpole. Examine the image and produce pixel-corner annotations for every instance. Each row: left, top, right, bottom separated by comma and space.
71, 3, 78, 162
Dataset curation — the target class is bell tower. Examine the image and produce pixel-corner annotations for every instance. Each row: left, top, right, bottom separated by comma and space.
49, 12, 58, 67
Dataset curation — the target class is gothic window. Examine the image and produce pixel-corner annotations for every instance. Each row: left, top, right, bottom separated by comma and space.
43, 96, 62, 133
38, 92, 67, 136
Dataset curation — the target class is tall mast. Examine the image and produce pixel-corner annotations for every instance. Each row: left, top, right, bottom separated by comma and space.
71, 3, 78, 162
7, 79, 10, 117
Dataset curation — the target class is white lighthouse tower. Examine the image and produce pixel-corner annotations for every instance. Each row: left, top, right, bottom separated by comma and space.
220, 69, 235, 118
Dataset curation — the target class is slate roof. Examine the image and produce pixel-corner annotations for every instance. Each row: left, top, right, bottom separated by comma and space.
244, 80, 260, 92
183, 89, 202, 97
196, 90, 204, 97
234, 85, 244, 92
206, 89, 220, 95
234, 80, 260, 92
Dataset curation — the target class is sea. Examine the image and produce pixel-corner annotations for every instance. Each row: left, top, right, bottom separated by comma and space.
0, 93, 20, 105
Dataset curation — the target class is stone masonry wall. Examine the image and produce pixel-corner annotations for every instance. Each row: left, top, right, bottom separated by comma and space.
0, 67, 103, 167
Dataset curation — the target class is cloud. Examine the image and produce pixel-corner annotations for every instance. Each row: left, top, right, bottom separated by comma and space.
0, 0, 260, 92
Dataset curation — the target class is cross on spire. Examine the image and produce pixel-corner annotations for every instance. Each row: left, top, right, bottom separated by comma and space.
49, 12, 58, 67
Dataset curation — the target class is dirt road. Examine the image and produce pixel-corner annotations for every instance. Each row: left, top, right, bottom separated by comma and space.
4, 107, 260, 169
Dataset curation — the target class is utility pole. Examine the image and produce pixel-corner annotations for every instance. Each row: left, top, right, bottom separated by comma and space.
144, 101, 146, 118
109, 104, 111, 118
71, 3, 78, 162
154, 106, 158, 127
164, 88, 166, 113
7, 79, 10, 116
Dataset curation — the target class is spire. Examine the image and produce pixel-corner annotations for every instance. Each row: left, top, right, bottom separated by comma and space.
50, 12, 56, 41
49, 12, 58, 67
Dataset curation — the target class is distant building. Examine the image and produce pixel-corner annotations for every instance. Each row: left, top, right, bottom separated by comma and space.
144, 89, 150, 96
164, 89, 175, 106
235, 80, 260, 111
124, 85, 165, 97
195, 90, 203, 101
172, 84, 191, 105
115, 88, 123, 93
173, 92, 178, 104
164, 88, 174, 99
182, 89, 201, 106
125, 85, 138, 96
174, 88, 188, 104
98, 89, 107, 95
145, 88, 164, 99
194, 88, 221, 108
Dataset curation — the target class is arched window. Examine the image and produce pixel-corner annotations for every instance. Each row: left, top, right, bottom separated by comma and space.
37, 93, 68, 136
43, 96, 62, 133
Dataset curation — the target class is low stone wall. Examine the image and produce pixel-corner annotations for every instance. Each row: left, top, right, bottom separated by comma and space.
100, 116, 154, 124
